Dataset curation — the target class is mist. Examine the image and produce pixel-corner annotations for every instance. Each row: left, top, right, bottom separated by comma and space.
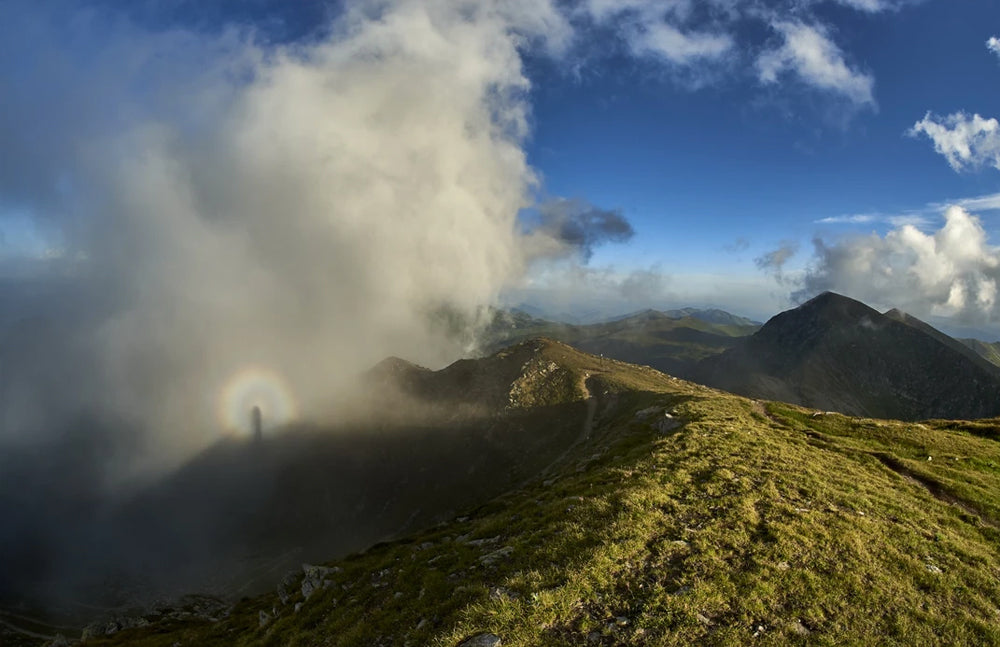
1, 1, 570, 465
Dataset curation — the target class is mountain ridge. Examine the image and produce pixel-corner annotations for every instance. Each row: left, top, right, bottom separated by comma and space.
44, 339, 1000, 647
692, 292, 1000, 421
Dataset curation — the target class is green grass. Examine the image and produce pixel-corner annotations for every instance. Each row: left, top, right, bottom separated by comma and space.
86, 350, 1000, 646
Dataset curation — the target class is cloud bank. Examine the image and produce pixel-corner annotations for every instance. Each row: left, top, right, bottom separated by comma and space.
796, 206, 1000, 322
0, 0, 584, 466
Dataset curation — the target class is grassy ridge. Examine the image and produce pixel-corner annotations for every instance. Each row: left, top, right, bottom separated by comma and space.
84, 351, 1000, 646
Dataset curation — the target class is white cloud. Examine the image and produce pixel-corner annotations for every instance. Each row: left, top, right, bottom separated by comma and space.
834, 0, 887, 11
910, 111, 1000, 171
757, 21, 875, 107
632, 21, 733, 63
816, 213, 931, 228
0, 0, 580, 457
988, 36, 1000, 59
953, 193, 1000, 212
798, 206, 1000, 322
580, 0, 733, 65
833, 0, 916, 12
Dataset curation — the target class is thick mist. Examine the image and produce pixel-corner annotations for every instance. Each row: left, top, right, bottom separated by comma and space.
0, 1, 577, 470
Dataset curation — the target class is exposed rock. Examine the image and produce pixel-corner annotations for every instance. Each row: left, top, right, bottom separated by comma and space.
458, 632, 502, 647
654, 413, 682, 434
696, 613, 713, 626
465, 535, 501, 547
278, 571, 298, 605
259, 610, 272, 627
82, 615, 149, 638
925, 563, 943, 574
789, 619, 810, 636
489, 586, 518, 600
302, 563, 342, 600
480, 546, 514, 566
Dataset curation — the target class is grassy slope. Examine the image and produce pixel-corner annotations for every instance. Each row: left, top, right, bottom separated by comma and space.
85, 347, 1000, 647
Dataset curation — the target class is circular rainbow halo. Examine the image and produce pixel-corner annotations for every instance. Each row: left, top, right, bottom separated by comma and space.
217, 365, 297, 437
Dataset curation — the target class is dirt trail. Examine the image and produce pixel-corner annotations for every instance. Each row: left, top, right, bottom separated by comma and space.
761, 401, 1000, 530
871, 453, 999, 529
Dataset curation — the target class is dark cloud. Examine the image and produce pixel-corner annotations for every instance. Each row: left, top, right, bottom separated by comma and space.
530, 198, 635, 261
754, 241, 798, 283
724, 236, 750, 254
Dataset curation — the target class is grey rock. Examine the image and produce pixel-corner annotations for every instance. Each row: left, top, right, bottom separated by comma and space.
301, 563, 342, 600
655, 413, 682, 434
278, 571, 298, 605
489, 586, 518, 600
790, 619, 810, 636
466, 535, 501, 547
259, 610, 272, 628
480, 546, 514, 566
458, 633, 502, 647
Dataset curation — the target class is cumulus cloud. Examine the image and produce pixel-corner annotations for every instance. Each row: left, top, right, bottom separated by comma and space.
757, 21, 875, 107
989, 36, 1000, 59
796, 206, 1000, 322
910, 112, 1000, 171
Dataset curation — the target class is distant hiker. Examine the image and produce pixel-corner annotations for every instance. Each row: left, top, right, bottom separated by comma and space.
252, 405, 263, 443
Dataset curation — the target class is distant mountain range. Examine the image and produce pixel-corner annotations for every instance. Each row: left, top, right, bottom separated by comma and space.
483, 307, 760, 377
488, 293, 1000, 421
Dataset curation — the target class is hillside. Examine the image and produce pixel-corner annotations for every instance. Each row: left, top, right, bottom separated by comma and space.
0, 340, 596, 643
484, 308, 759, 376
884, 309, 1000, 377
31, 340, 1000, 646
960, 338, 1000, 369
693, 292, 1000, 421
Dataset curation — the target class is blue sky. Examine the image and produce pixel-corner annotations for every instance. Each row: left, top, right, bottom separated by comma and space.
512, 0, 1000, 326
4, 0, 1000, 333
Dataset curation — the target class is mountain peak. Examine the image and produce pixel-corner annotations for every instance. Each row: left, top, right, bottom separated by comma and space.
695, 293, 1000, 420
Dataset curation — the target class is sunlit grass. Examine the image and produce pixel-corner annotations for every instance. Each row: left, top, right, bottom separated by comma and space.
89, 344, 1000, 646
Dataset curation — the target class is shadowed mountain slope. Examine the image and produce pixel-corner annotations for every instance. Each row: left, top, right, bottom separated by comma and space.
0, 340, 602, 633
53, 342, 1000, 647
884, 308, 1000, 377
692, 292, 1000, 421
960, 338, 1000, 369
